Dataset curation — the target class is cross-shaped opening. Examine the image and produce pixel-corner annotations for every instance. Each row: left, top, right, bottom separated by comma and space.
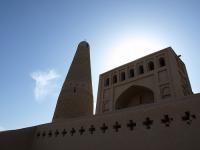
127, 120, 136, 130
143, 117, 153, 129
89, 125, 95, 134
113, 121, 121, 132
62, 129, 67, 136
42, 131, 46, 137
70, 128, 76, 136
36, 132, 40, 137
100, 123, 108, 133
182, 111, 196, 125
48, 131, 52, 137
55, 130, 59, 137
161, 115, 173, 127
79, 126, 85, 135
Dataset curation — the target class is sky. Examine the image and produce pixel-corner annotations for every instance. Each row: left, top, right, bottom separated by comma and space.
0, 0, 200, 131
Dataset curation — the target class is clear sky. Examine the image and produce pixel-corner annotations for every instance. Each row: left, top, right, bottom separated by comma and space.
0, 0, 200, 131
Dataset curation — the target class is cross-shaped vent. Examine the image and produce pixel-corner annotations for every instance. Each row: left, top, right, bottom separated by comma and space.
70, 128, 76, 136
89, 125, 95, 134
62, 129, 67, 136
127, 120, 136, 131
161, 115, 173, 127
113, 121, 121, 132
182, 111, 196, 125
36, 132, 40, 137
143, 117, 153, 129
48, 131, 52, 137
100, 123, 108, 133
55, 130, 59, 137
42, 131, 46, 137
79, 126, 85, 135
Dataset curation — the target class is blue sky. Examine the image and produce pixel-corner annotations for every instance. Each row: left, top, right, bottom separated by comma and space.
0, 0, 200, 131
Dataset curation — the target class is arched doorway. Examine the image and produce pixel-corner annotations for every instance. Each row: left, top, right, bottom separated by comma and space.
115, 85, 154, 110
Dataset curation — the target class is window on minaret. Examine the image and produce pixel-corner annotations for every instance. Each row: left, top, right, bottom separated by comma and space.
73, 87, 76, 93
104, 78, 110, 87
148, 61, 154, 71
159, 57, 166, 67
138, 65, 144, 74
113, 75, 117, 84
121, 72, 126, 81
129, 69, 134, 78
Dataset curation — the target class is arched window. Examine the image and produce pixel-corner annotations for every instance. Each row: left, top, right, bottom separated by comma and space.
73, 87, 76, 93
148, 61, 154, 71
113, 75, 117, 84
138, 65, 144, 74
129, 69, 134, 78
159, 57, 166, 67
121, 72, 126, 81
115, 85, 154, 110
104, 78, 110, 87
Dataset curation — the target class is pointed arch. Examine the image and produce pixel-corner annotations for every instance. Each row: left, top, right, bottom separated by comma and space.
115, 85, 154, 110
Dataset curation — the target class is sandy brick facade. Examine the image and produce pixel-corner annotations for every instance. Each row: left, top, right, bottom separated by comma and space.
0, 42, 199, 150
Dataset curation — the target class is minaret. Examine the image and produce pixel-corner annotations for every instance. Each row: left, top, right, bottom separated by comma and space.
52, 41, 93, 122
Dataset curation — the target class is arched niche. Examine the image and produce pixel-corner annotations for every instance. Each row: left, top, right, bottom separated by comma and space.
115, 85, 154, 110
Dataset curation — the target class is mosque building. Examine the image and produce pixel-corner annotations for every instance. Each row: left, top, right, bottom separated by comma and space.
0, 41, 199, 150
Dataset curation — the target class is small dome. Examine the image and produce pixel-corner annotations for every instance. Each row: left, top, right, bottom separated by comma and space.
78, 41, 89, 48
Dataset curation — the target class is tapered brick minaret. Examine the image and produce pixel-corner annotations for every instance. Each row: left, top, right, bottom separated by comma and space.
52, 41, 93, 122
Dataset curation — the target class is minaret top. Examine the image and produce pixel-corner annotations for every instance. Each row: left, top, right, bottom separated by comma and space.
78, 41, 90, 49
